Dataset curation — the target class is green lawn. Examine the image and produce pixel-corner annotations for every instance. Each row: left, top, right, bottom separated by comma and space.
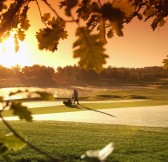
2, 99, 168, 117
2, 87, 168, 117
0, 121, 167, 162
1, 88, 168, 161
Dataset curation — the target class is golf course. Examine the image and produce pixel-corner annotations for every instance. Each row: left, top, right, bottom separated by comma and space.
0, 84, 168, 162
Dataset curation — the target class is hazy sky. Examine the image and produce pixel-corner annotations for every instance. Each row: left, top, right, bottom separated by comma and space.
0, 1, 167, 69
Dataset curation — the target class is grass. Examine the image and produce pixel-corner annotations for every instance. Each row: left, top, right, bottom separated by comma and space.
2, 87, 168, 117
0, 121, 167, 162
2, 99, 168, 117
1, 86, 168, 161
94, 88, 168, 100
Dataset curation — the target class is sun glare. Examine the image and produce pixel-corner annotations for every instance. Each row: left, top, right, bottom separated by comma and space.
0, 35, 32, 68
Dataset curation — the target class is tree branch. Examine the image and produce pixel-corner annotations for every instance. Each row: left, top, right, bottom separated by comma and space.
35, 0, 48, 27
0, 111, 61, 162
41, 0, 76, 23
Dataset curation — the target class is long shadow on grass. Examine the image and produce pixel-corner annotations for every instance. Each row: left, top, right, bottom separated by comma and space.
77, 104, 116, 118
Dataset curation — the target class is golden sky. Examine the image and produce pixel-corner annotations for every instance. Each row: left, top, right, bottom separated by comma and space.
0, 1, 167, 69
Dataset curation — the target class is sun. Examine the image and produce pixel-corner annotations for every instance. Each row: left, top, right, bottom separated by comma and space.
0, 34, 32, 68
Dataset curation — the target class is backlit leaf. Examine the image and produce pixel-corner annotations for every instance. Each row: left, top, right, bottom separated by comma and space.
107, 29, 113, 38
87, 15, 99, 30
35, 91, 55, 101
17, 29, 25, 41
14, 34, 19, 52
21, 19, 30, 31
42, 13, 51, 22
97, 18, 107, 43
0, 1, 7, 12
76, 0, 91, 20
60, 0, 78, 16
10, 101, 33, 121
109, 20, 124, 36
159, 18, 166, 27
0, 1, 25, 35
0, 96, 3, 102
101, 3, 125, 36
144, 7, 156, 18
36, 17, 68, 51
0, 133, 26, 152
112, 0, 135, 18
73, 27, 108, 72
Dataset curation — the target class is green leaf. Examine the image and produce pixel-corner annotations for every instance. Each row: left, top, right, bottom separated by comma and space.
35, 91, 55, 101
10, 101, 33, 121
73, 27, 108, 72
0, 133, 26, 152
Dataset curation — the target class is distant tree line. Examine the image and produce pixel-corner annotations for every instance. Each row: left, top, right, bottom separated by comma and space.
0, 64, 168, 87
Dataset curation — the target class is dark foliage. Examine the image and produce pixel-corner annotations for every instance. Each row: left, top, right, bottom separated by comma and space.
0, 65, 167, 87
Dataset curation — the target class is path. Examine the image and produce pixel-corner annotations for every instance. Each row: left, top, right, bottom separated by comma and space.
3, 104, 168, 128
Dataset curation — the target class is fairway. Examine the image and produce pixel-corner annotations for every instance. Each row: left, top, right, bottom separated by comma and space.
1, 87, 168, 162
0, 121, 167, 162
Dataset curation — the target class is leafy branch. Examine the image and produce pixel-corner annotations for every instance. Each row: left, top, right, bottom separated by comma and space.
0, 90, 61, 162
0, 0, 167, 72
0, 113, 61, 162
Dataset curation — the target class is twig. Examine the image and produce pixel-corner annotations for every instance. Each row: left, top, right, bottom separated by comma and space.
41, 0, 76, 23
42, 0, 60, 18
35, 0, 48, 27
0, 113, 61, 162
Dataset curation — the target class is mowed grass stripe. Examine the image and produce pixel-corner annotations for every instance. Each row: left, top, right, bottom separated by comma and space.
2, 99, 168, 117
